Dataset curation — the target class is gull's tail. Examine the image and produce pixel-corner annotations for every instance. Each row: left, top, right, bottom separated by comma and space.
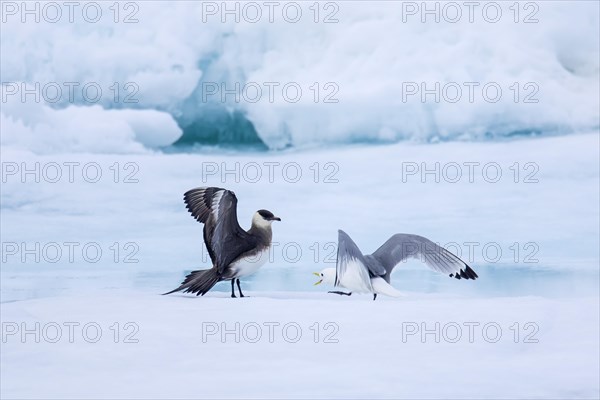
371, 277, 405, 298
163, 268, 220, 296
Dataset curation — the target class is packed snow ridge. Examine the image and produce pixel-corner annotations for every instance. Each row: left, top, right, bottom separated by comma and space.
1, 2, 599, 153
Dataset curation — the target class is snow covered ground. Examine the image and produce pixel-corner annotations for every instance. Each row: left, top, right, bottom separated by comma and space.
1, 292, 598, 399
1, 132, 599, 398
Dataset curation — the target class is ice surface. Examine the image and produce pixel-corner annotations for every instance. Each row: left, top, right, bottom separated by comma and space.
1, 133, 598, 398
1, 292, 598, 399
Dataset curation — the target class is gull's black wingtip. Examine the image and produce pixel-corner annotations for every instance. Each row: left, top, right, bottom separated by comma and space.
465, 265, 479, 279
450, 265, 478, 280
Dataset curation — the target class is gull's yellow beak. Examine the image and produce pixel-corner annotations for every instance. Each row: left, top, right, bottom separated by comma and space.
313, 272, 322, 286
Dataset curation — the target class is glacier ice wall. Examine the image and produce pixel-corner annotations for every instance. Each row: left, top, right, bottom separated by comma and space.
1, 1, 598, 153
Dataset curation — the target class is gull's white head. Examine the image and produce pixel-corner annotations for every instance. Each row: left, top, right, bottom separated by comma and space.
252, 209, 281, 229
313, 268, 336, 286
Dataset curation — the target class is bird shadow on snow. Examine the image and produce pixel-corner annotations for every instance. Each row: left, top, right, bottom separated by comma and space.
160, 291, 427, 302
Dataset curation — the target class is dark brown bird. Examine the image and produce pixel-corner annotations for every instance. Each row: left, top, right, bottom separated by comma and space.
164, 187, 280, 298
